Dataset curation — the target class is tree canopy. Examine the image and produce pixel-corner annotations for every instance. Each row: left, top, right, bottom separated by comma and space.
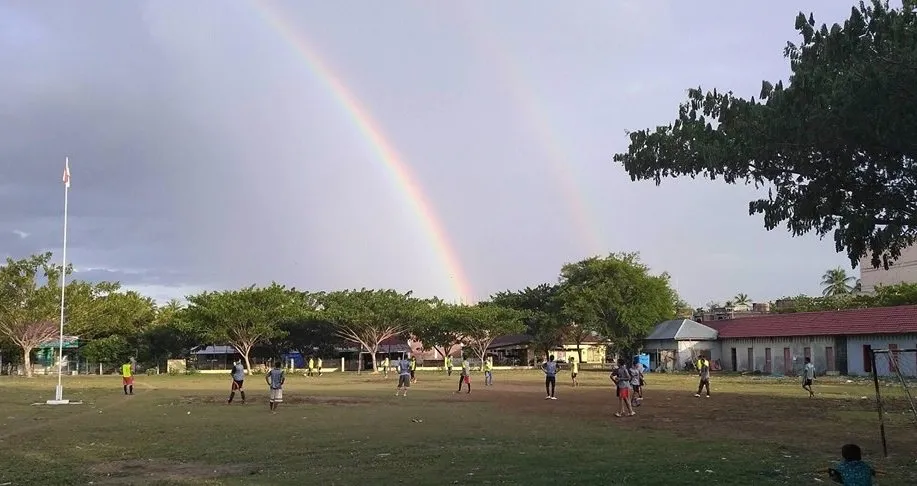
320, 289, 425, 373
558, 253, 677, 354
490, 285, 565, 360
613, 0, 917, 270
180, 283, 305, 372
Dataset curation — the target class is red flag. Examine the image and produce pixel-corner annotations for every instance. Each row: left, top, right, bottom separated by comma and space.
62, 158, 70, 188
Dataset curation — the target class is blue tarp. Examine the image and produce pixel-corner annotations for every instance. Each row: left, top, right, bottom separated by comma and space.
634, 353, 650, 371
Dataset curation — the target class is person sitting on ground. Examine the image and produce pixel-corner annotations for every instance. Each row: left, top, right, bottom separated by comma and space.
828, 444, 875, 485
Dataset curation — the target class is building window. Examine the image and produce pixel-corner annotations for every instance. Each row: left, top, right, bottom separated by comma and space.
863, 344, 872, 373
825, 346, 835, 372
783, 348, 792, 373
747, 348, 754, 371
804, 347, 811, 361
764, 348, 772, 374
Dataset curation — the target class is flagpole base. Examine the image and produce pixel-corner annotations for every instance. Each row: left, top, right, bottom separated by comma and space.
45, 384, 72, 404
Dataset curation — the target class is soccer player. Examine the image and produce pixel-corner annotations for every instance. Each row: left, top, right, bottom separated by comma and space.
570, 356, 579, 387
445, 355, 453, 376
409, 356, 417, 384
382, 356, 390, 378
629, 359, 644, 407
395, 356, 411, 397
695, 355, 711, 398
317, 357, 324, 377
307, 357, 315, 377
120, 359, 135, 395
265, 361, 285, 412
612, 358, 635, 417
803, 357, 816, 398
484, 356, 494, 386
541, 355, 558, 400
228, 359, 246, 404
455, 356, 471, 394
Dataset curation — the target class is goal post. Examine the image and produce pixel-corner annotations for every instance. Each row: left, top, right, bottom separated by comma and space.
870, 348, 917, 458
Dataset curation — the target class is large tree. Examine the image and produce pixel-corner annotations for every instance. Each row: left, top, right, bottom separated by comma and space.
489, 284, 565, 360
461, 304, 527, 367
410, 299, 467, 362
276, 292, 339, 359
181, 283, 303, 372
821, 267, 856, 296
0, 254, 86, 377
559, 253, 677, 355
138, 300, 199, 370
613, 1, 917, 270
320, 289, 423, 373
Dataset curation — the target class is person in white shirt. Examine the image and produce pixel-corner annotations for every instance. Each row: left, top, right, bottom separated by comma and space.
802, 357, 816, 398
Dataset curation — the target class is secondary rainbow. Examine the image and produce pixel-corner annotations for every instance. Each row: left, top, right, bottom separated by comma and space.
456, 6, 606, 257
249, 0, 475, 303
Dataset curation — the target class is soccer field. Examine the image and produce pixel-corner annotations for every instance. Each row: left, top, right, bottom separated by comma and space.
1, 371, 914, 485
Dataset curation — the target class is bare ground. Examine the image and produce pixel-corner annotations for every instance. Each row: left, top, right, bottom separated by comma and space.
89, 459, 254, 485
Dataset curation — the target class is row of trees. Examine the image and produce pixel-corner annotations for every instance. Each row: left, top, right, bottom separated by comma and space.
0, 252, 680, 376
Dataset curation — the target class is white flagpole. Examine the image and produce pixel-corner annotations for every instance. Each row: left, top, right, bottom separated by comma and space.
50, 157, 70, 404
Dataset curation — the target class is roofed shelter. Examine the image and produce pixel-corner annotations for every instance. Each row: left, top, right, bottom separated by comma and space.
643, 319, 719, 372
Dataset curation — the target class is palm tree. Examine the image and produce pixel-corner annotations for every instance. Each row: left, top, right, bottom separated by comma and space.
821, 267, 855, 296
733, 293, 751, 306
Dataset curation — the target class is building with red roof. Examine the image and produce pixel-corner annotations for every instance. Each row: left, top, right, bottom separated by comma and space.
704, 305, 917, 377
644, 305, 917, 377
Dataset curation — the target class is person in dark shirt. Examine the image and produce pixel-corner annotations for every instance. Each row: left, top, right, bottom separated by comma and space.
828, 444, 875, 485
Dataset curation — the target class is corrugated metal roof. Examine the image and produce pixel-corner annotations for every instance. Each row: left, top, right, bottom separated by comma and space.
706, 305, 917, 338
645, 319, 718, 341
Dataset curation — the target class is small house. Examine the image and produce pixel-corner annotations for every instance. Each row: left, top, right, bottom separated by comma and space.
643, 319, 719, 372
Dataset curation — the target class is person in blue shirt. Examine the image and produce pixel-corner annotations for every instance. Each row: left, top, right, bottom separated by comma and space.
828, 444, 875, 485
265, 361, 285, 412
541, 355, 558, 400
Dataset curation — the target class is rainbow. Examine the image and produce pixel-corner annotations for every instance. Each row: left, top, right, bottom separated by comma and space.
248, 0, 475, 303
455, 6, 606, 257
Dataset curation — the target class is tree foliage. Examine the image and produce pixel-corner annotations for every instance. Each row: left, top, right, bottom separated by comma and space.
460, 304, 526, 366
180, 283, 303, 372
821, 267, 856, 296
0, 253, 73, 377
559, 253, 676, 354
778, 281, 917, 313
489, 284, 564, 360
320, 289, 424, 373
613, 0, 917, 269
410, 300, 467, 361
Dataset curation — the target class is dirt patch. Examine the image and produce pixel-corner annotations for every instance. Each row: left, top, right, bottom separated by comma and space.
89, 459, 253, 484
178, 395, 373, 406
483, 385, 917, 459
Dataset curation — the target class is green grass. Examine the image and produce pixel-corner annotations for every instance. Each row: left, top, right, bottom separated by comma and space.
0, 371, 915, 485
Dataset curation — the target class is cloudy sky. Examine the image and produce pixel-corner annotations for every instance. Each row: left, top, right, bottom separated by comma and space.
1, 0, 864, 306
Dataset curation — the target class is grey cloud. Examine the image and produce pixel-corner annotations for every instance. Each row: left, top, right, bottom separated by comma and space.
2, 0, 860, 307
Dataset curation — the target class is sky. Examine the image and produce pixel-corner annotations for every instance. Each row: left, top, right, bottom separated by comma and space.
0, 0, 865, 307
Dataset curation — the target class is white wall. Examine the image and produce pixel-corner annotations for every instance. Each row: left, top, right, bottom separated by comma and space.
720, 336, 836, 375
677, 340, 720, 368
860, 245, 917, 292
644, 339, 718, 371
845, 334, 917, 377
